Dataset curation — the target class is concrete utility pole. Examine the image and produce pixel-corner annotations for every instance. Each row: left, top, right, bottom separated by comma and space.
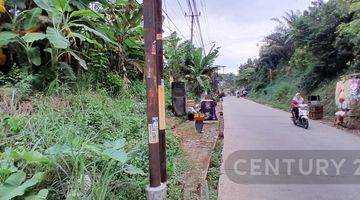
143, 0, 166, 199
185, 11, 201, 44
155, 0, 167, 184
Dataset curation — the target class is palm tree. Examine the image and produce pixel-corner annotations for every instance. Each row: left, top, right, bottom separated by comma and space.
259, 10, 301, 71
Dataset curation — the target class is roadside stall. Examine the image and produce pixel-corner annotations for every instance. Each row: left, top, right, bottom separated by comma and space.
193, 96, 218, 133
308, 95, 323, 120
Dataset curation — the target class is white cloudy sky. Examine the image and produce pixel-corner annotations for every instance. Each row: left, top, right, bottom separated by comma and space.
162, 0, 314, 74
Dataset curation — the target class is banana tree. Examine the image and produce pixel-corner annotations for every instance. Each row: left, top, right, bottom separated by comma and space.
30, 0, 117, 81
95, 0, 144, 85
185, 45, 220, 96
164, 32, 188, 81
0, 3, 47, 71
0, 0, 116, 83
0, 32, 46, 67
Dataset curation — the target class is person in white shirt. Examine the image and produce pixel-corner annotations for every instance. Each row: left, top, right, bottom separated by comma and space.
335, 97, 350, 125
291, 93, 304, 121
293, 93, 304, 105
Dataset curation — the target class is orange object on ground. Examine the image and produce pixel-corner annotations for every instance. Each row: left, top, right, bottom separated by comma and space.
194, 113, 205, 121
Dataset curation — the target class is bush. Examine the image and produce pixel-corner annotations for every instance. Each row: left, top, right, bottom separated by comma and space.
0, 87, 184, 199
290, 47, 317, 70
128, 80, 146, 101
273, 83, 291, 100
3, 116, 27, 133
86, 49, 110, 84
106, 73, 124, 95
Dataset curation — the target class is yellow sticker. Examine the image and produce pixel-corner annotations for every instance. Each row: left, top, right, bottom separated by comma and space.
158, 85, 166, 130
0, 0, 5, 14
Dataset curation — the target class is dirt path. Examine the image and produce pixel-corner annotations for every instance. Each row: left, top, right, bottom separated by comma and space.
169, 103, 223, 200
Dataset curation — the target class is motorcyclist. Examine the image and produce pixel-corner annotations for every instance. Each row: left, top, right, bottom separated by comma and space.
242, 88, 248, 97
291, 93, 304, 121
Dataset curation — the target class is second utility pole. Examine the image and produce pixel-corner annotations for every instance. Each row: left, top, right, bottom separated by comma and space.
185, 11, 201, 44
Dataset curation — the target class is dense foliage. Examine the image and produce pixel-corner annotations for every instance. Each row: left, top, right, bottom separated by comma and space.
0, 0, 215, 199
164, 33, 220, 97
237, 0, 360, 100
0, 0, 144, 90
0, 86, 185, 199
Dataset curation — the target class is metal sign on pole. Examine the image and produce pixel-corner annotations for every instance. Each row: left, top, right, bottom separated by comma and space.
144, 0, 166, 199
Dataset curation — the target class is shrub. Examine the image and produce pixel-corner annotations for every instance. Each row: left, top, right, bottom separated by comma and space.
106, 73, 124, 95
273, 83, 291, 100
290, 47, 317, 70
86, 49, 110, 84
0, 87, 183, 199
3, 116, 27, 133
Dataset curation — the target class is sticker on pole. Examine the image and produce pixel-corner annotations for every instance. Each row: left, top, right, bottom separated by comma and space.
158, 84, 166, 130
156, 33, 163, 40
151, 41, 156, 55
148, 117, 159, 144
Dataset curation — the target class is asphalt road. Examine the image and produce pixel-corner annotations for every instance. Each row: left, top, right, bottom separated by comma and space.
218, 97, 360, 200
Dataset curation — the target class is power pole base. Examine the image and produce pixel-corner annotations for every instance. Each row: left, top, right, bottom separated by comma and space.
146, 183, 167, 200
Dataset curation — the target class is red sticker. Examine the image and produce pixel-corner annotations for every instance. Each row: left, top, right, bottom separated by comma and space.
156, 33, 162, 40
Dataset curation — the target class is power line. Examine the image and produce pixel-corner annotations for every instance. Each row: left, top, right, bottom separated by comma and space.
174, 0, 192, 40
188, 0, 208, 49
199, 0, 211, 45
163, 0, 172, 29
186, 0, 193, 14
162, 8, 187, 39
163, 23, 186, 40
191, 0, 206, 53
176, 0, 186, 15
163, 0, 208, 48
185, 0, 202, 45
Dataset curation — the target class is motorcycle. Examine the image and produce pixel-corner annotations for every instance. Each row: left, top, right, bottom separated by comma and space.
291, 104, 310, 129
242, 90, 248, 98
236, 90, 248, 98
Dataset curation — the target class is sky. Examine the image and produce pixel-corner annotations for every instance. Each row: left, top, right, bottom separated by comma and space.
162, 0, 314, 74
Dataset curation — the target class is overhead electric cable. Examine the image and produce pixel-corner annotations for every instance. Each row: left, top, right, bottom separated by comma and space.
162, 8, 187, 39
191, 0, 206, 53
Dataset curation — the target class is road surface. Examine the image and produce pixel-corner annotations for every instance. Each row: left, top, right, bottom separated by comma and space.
218, 97, 360, 200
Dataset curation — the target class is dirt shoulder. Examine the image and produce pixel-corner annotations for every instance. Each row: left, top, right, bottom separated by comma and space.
167, 103, 223, 200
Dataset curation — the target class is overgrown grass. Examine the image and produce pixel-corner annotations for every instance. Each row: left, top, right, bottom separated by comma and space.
207, 140, 223, 200
0, 85, 184, 199
249, 76, 299, 111
248, 66, 338, 117
310, 79, 337, 116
